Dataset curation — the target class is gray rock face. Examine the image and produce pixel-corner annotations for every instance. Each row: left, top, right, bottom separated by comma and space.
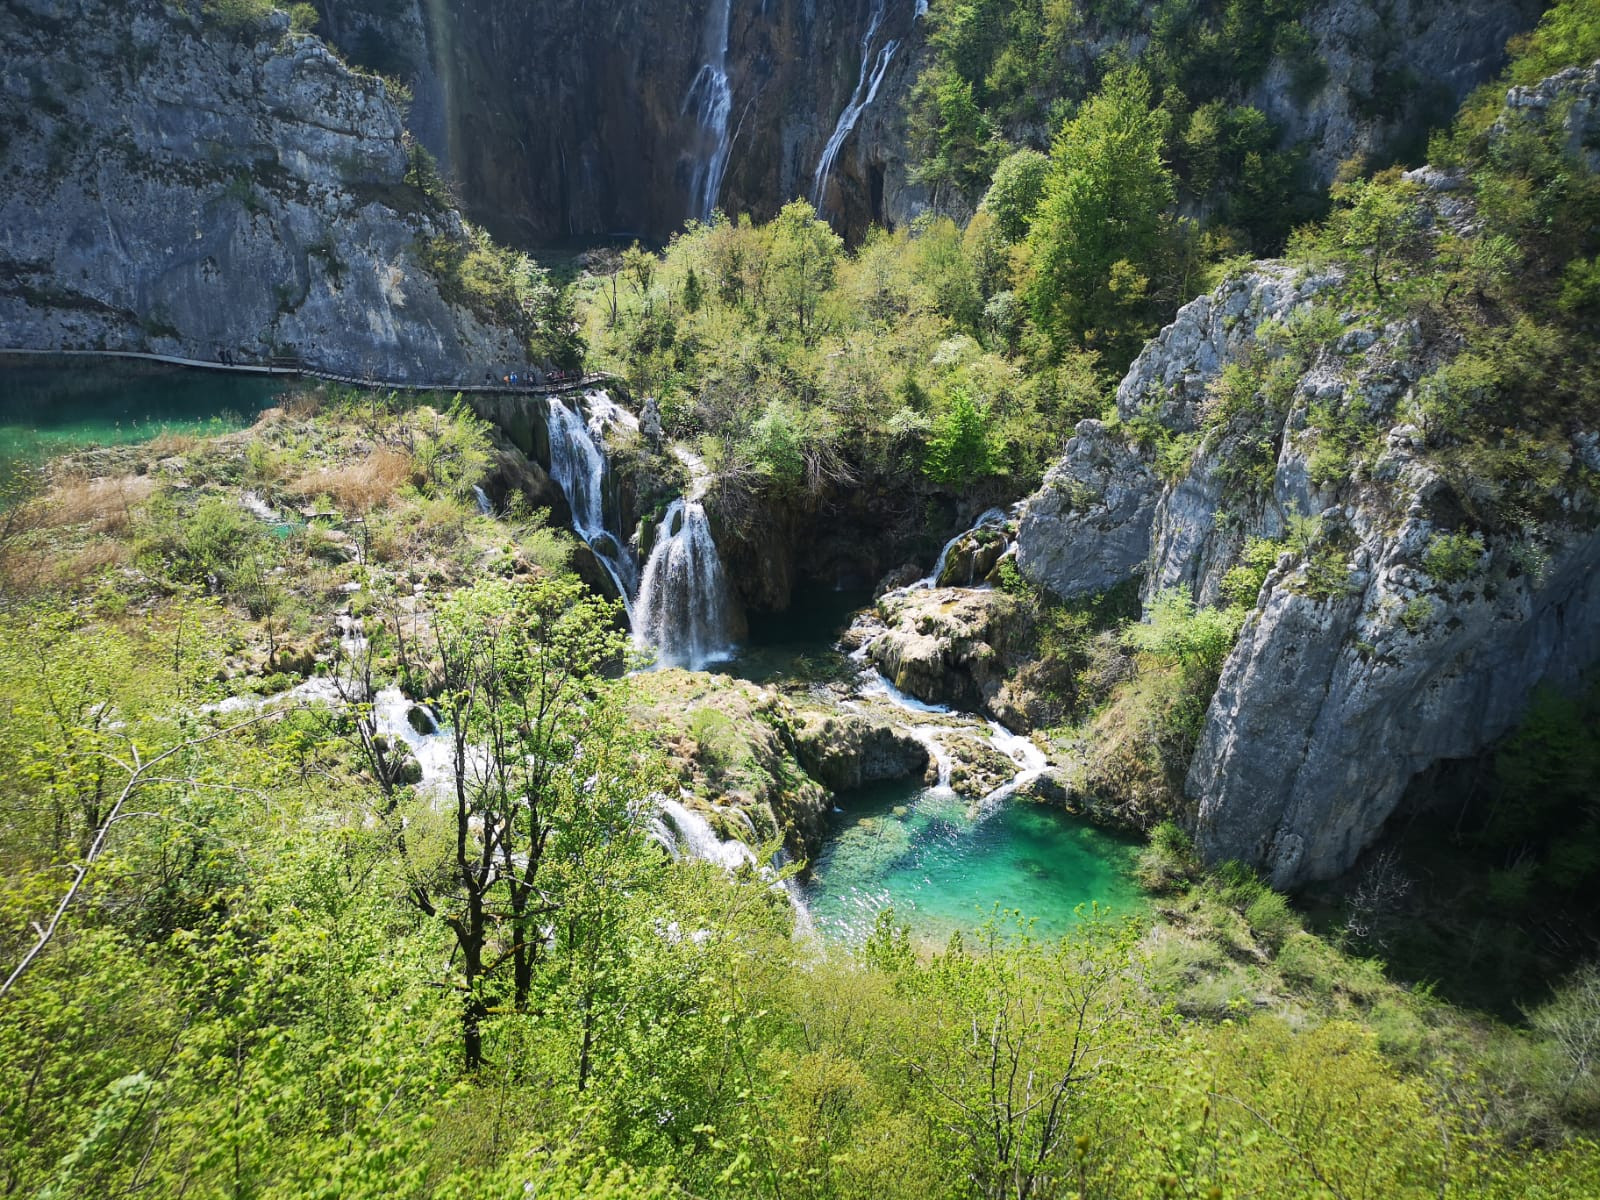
1499, 59, 1600, 171
1015, 266, 1336, 603
1014, 422, 1159, 600
1251, 0, 1543, 183
0, 0, 528, 379
1015, 65, 1600, 884
1193, 506, 1600, 888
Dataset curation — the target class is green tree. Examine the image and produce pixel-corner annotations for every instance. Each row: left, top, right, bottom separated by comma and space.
1024, 66, 1175, 359
980, 147, 1051, 243
923, 386, 999, 486
766, 199, 843, 341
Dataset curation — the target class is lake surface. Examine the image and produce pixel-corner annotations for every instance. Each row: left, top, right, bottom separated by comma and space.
0, 359, 284, 478
712, 579, 1145, 944
804, 776, 1144, 945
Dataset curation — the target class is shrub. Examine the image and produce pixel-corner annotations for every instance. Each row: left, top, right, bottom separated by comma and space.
1422, 530, 1486, 584
922, 387, 1000, 486
1135, 820, 1199, 892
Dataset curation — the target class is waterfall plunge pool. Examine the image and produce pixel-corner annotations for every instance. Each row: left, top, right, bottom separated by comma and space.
698, 581, 1144, 945
804, 773, 1144, 947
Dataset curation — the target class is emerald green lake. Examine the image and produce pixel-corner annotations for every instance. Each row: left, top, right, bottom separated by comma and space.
712, 581, 1145, 944
805, 776, 1144, 945
0, 360, 284, 479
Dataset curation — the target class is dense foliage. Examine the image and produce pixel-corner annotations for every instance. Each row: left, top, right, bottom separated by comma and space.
6, 0, 1600, 1194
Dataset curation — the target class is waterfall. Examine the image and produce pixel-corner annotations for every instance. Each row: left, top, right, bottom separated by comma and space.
546, 392, 640, 615
684, 0, 735, 223
810, 0, 901, 215
652, 796, 816, 935
471, 485, 492, 515
634, 497, 737, 669
918, 505, 1010, 589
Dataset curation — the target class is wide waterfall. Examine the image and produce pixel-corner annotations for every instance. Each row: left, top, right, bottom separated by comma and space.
683, 0, 734, 223
633, 497, 738, 669
546, 392, 640, 614
810, 0, 901, 214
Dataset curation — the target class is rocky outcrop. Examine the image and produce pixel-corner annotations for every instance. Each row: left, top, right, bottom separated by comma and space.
0, 0, 528, 378
1251, 0, 1544, 180
1193, 508, 1600, 887
1013, 69, 1600, 885
862, 587, 1046, 719
1015, 265, 1338, 603
790, 708, 929, 792
629, 669, 834, 861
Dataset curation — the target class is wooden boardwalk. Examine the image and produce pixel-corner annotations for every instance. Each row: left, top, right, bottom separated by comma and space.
0, 347, 618, 397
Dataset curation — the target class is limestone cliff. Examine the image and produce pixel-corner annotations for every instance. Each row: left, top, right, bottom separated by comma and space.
1014, 68, 1600, 889
313, 0, 925, 246
0, 0, 529, 378
309, 0, 1539, 247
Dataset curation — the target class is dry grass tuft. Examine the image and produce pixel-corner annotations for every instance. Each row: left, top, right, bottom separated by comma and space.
31, 473, 157, 534
145, 431, 203, 458
288, 448, 414, 514
282, 390, 322, 420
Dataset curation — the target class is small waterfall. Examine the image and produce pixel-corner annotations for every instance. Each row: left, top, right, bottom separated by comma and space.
684, 0, 735, 223
471, 485, 492, 515
546, 392, 640, 614
810, 0, 901, 214
917, 505, 1010, 589
634, 497, 737, 669
653, 796, 817, 935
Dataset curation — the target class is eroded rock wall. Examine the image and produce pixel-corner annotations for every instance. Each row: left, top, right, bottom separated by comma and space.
0, 0, 528, 378
1012, 75, 1600, 887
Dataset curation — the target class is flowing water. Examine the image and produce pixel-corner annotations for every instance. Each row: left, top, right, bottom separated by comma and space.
683, 0, 735, 223
633, 496, 738, 669
545, 391, 640, 614
0, 359, 283, 481
810, 0, 900, 215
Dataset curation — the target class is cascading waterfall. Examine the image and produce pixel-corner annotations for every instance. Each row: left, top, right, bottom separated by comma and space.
918, 505, 1010, 589
546, 392, 640, 614
634, 497, 737, 669
683, 0, 735, 223
651, 796, 816, 935
810, 0, 901, 214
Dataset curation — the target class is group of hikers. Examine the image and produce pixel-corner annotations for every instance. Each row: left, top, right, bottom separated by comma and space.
483, 364, 582, 389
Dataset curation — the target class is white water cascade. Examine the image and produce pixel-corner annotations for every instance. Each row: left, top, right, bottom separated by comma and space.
810, 0, 901, 215
651, 796, 817, 935
916, 505, 1010, 589
684, 0, 735, 223
546, 392, 640, 615
634, 497, 737, 669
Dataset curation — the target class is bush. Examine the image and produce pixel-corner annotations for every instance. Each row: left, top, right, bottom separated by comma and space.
922, 387, 1000, 486
1422, 530, 1486, 584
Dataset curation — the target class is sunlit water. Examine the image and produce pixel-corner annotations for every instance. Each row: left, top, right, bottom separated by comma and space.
0, 360, 284, 478
805, 776, 1143, 945
706, 582, 1144, 943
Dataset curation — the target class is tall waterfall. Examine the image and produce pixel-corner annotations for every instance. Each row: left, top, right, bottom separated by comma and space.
810, 0, 900, 214
683, 0, 735, 223
546, 392, 639, 615
634, 497, 737, 669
